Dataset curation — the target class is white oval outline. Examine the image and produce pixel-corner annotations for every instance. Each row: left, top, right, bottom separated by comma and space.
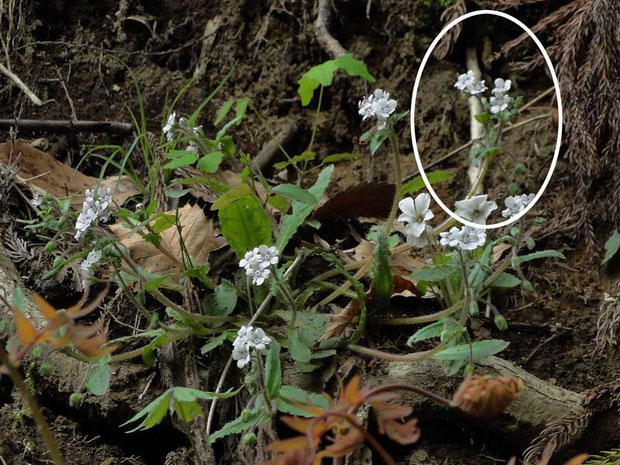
410, 9, 563, 230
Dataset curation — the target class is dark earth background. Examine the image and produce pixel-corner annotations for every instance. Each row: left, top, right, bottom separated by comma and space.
0, 0, 618, 464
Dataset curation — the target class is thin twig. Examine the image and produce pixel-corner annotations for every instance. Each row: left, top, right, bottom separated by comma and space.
0, 119, 134, 134
0, 62, 42, 106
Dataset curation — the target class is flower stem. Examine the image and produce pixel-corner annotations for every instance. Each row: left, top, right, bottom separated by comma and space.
255, 352, 273, 415
385, 129, 403, 234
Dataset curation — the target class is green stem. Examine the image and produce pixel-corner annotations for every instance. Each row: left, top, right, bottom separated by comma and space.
385, 129, 403, 234
254, 352, 273, 415
0, 350, 65, 465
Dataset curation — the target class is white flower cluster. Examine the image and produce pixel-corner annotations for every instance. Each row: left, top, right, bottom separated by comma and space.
163, 112, 203, 154
398, 193, 434, 248
501, 193, 535, 218
80, 249, 102, 289
454, 70, 487, 95
75, 187, 112, 240
440, 226, 486, 251
455, 194, 498, 225
239, 245, 279, 285
31, 193, 42, 208
358, 89, 397, 130
490, 78, 512, 114
232, 325, 271, 368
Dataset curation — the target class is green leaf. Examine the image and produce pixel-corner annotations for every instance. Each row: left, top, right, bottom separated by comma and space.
219, 196, 272, 257
265, 341, 282, 398
210, 184, 252, 211
12, 287, 26, 312
474, 112, 490, 124
203, 281, 237, 316
407, 321, 446, 345
267, 194, 290, 214
214, 99, 234, 125
411, 265, 455, 282
305, 59, 338, 86
602, 230, 620, 264
277, 385, 329, 417
200, 332, 228, 355
272, 184, 317, 205
491, 272, 521, 288
209, 406, 268, 443
321, 153, 361, 164
512, 250, 565, 267
86, 355, 111, 396
334, 54, 375, 83
433, 339, 509, 361
273, 151, 316, 171
164, 188, 190, 199
276, 165, 333, 250
152, 214, 176, 233
196, 152, 224, 174
123, 391, 172, 432
287, 328, 311, 363
401, 170, 453, 196
163, 152, 197, 169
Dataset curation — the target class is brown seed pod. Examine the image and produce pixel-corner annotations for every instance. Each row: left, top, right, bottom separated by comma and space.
452, 375, 524, 417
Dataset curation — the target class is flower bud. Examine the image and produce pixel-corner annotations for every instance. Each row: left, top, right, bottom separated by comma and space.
453, 375, 523, 417
32, 346, 43, 359
39, 362, 52, 377
241, 409, 255, 423
69, 392, 83, 407
515, 163, 527, 174
45, 241, 57, 253
242, 433, 257, 446
494, 315, 508, 331
507, 183, 519, 195
52, 256, 64, 269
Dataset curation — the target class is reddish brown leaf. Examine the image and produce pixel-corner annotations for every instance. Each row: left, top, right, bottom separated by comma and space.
12, 306, 39, 346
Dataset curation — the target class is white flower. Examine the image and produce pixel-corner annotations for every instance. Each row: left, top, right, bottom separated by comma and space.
490, 93, 512, 114
492, 78, 511, 94
80, 249, 102, 288
256, 245, 279, 268
31, 193, 42, 208
247, 327, 271, 351
164, 112, 176, 141
501, 193, 535, 218
455, 70, 487, 95
239, 245, 279, 284
440, 226, 486, 250
232, 343, 251, 368
75, 188, 113, 240
439, 227, 462, 248
405, 224, 433, 248
358, 89, 397, 130
455, 194, 498, 224
187, 142, 198, 153
398, 193, 434, 237
232, 325, 272, 368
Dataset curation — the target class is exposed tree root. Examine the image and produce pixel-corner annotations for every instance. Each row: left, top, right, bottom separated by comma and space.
314, 0, 347, 58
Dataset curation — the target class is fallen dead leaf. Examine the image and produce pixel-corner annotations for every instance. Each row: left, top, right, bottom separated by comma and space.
109, 203, 226, 278
352, 239, 425, 282
0, 140, 137, 206
492, 242, 511, 264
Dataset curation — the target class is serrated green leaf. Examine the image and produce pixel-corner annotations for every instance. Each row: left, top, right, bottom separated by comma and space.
602, 230, 620, 264
276, 165, 333, 250
401, 170, 453, 196
210, 184, 252, 211
196, 152, 224, 174
86, 355, 111, 396
209, 406, 268, 443
491, 272, 521, 288
265, 341, 281, 398
433, 339, 509, 361
124, 391, 172, 433
512, 250, 565, 267
163, 152, 197, 169
219, 196, 271, 258
287, 328, 311, 363
273, 184, 317, 205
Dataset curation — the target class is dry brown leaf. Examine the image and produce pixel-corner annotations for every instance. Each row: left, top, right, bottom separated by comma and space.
492, 242, 511, 264
319, 300, 362, 342
0, 141, 138, 206
352, 239, 425, 281
109, 203, 226, 278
